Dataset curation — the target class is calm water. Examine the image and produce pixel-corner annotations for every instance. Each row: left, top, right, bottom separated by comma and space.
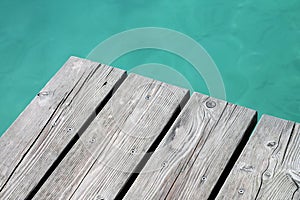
0, 0, 299, 136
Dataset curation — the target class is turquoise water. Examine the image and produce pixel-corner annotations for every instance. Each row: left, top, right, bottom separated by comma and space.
0, 0, 299, 136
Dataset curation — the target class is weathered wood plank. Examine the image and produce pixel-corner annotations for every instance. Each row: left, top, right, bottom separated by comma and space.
0, 57, 126, 199
123, 92, 257, 200
216, 115, 300, 200
33, 73, 189, 200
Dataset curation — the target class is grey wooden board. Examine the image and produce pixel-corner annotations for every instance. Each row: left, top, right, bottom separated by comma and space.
33, 73, 189, 200
216, 115, 300, 200
123, 92, 257, 200
0, 56, 126, 199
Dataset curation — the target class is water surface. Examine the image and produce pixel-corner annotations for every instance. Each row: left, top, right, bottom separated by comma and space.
0, 0, 299, 135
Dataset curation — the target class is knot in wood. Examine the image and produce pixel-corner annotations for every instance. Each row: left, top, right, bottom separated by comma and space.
162, 161, 168, 168
267, 141, 276, 147
37, 91, 50, 97
206, 100, 216, 108
264, 171, 271, 178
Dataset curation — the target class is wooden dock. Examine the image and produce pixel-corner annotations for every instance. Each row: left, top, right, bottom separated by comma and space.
0, 56, 299, 200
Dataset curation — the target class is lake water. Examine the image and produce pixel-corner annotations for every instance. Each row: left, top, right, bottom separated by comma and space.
0, 0, 299, 136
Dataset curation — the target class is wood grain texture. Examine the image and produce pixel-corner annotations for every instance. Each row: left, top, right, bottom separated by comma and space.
123, 92, 257, 200
33, 73, 189, 200
216, 115, 300, 200
0, 56, 126, 199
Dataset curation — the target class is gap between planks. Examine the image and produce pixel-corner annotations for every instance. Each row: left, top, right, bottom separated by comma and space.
2, 56, 299, 200
216, 115, 300, 200
123, 93, 257, 200
31, 73, 190, 200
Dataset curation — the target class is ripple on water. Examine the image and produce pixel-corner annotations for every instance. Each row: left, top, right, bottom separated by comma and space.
270, 59, 300, 120
0, 32, 26, 74
252, 58, 300, 121
225, 73, 250, 104
237, 52, 265, 75
199, 33, 244, 67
